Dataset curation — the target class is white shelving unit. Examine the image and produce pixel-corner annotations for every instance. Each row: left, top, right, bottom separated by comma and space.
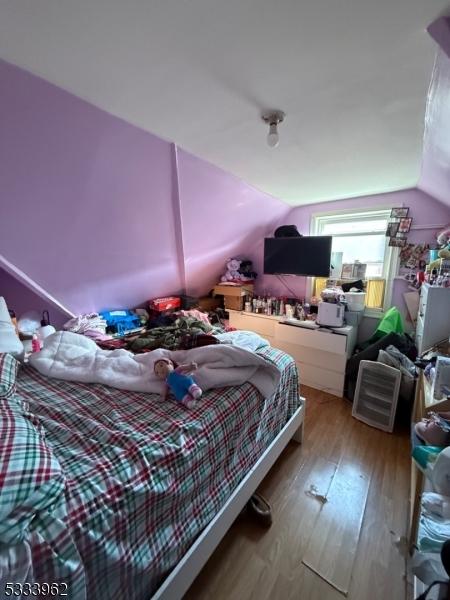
409, 372, 450, 598
416, 284, 450, 355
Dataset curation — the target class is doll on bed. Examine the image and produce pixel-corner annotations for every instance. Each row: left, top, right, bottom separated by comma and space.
153, 358, 203, 408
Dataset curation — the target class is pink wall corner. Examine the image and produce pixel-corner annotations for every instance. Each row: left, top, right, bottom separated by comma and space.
0, 59, 183, 315
176, 149, 290, 297
0, 266, 68, 328
283, 188, 450, 322
419, 48, 450, 209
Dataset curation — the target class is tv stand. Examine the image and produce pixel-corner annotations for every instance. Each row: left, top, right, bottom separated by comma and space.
228, 310, 356, 397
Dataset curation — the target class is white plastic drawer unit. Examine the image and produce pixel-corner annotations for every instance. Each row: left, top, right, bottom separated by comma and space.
352, 361, 401, 433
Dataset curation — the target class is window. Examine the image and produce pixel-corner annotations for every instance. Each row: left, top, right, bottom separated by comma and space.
311, 209, 397, 312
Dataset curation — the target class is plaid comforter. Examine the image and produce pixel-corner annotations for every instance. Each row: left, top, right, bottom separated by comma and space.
11, 346, 300, 599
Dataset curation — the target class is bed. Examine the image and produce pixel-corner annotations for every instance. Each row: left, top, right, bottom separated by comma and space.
1, 345, 304, 600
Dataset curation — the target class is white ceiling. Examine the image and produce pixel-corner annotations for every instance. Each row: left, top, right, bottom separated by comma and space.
0, 0, 447, 206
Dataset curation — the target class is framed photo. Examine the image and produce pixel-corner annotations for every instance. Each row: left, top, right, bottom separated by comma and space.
389, 237, 407, 248
341, 263, 354, 279
396, 232, 407, 240
398, 217, 412, 233
385, 222, 399, 237
390, 207, 409, 218
353, 262, 367, 279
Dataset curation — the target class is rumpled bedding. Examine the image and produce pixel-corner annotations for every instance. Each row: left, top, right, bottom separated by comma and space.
11, 346, 301, 599
29, 330, 279, 397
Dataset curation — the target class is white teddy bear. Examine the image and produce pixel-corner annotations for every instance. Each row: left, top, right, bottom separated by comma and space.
220, 258, 243, 282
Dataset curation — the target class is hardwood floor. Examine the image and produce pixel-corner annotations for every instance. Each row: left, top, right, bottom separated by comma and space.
185, 386, 410, 600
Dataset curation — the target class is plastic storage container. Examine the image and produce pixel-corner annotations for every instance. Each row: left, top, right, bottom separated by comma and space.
352, 360, 401, 432
344, 292, 366, 312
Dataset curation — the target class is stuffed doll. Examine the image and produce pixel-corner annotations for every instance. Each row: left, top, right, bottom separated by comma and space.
153, 358, 202, 408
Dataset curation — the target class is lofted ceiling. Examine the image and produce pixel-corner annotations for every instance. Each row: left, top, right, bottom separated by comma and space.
0, 0, 447, 206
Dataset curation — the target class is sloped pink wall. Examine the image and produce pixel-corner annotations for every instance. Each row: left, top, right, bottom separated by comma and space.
0, 59, 183, 314
0, 59, 289, 313
419, 47, 450, 208
0, 267, 68, 328
176, 149, 290, 297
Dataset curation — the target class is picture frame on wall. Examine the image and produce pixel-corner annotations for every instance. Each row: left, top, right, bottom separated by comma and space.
398, 217, 412, 233
385, 222, 399, 237
390, 207, 409, 218
389, 237, 407, 248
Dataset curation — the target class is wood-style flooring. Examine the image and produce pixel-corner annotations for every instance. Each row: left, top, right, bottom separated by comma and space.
185, 386, 410, 600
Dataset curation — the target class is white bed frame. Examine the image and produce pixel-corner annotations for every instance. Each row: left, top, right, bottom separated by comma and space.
151, 399, 305, 600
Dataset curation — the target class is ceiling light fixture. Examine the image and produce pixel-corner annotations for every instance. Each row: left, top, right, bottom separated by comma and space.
262, 110, 285, 148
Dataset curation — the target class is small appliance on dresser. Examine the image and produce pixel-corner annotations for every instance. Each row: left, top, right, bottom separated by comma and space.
316, 301, 345, 327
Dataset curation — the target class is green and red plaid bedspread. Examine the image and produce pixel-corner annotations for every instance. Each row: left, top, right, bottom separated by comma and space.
12, 346, 301, 599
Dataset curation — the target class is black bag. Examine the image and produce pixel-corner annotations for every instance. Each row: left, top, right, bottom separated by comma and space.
274, 225, 302, 238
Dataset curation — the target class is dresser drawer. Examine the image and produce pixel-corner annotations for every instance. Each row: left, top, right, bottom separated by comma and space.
229, 312, 276, 337
275, 323, 347, 355
274, 340, 347, 373
297, 363, 345, 397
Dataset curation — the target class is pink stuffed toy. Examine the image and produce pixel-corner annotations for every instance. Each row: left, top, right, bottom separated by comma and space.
221, 258, 243, 283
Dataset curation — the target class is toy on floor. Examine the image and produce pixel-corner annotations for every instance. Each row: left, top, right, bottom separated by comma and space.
153, 358, 202, 408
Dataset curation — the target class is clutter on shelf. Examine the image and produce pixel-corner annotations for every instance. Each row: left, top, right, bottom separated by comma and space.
400, 225, 450, 290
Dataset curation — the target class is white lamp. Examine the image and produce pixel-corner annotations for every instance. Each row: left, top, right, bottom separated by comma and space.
262, 110, 285, 148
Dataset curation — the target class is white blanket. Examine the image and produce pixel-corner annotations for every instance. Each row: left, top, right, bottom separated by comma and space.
29, 331, 280, 398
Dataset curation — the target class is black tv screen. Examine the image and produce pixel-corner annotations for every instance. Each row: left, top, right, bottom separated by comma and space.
263, 236, 332, 277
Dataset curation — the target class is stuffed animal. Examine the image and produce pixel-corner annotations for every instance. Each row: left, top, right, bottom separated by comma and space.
220, 258, 243, 283
238, 260, 258, 281
154, 358, 202, 409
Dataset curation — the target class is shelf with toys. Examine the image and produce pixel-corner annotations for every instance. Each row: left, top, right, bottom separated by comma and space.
409, 363, 450, 598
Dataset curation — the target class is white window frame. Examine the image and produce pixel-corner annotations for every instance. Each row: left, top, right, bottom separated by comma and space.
310, 207, 400, 317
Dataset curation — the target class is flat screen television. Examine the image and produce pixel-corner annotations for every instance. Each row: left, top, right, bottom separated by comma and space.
263, 236, 332, 277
